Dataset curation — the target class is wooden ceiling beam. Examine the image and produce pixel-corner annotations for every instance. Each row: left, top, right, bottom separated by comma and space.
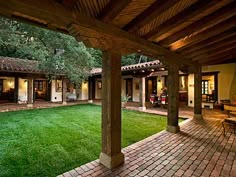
123, 0, 179, 32
201, 54, 235, 65
187, 37, 236, 59
180, 28, 236, 55
98, 0, 132, 23
0, 0, 193, 66
144, 0, 219, 41
193, 42, 236, 61
170, 17, 236, 51
160, 2, 236, 47
197, 48, 236, 63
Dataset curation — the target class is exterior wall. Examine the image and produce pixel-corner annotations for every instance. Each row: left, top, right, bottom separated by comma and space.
51, 80, 62, 102
157, 76, 164, 96
203, 63, 236, 103
188, 74, 194, 107
95, 79, 102, 99
1, 77, 15, 92
188, 63, 236, 107
132, 78, 140, 102
78, 82, 88, 100
18, 78, 28, 103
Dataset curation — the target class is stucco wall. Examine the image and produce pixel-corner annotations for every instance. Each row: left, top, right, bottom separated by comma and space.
133, 78, 140, 102
78, 82, 88, 100
51, 80, 62, 102
95, 79, 102, 99
18, 78, 28, 103
188, 63, 236, 107
203, 63, 236, 102
0, 77, 15, 92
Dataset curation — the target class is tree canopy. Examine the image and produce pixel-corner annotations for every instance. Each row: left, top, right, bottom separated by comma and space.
0, 17, 154, 85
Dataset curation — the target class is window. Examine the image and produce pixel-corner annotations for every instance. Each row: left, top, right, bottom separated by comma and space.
202, 80, 209, 94
34, 80, 43, 91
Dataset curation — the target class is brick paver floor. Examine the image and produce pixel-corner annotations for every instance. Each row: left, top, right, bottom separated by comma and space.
58, 118, 235, 177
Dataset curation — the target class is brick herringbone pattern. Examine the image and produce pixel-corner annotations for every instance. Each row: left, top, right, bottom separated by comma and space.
58, 119, 236, 177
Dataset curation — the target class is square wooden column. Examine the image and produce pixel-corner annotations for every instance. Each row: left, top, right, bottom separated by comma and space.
27, 78, 33, 107
139, 77, 146, 111
167, 64, 180, 133
194, 65, 203, 119
88, 77, 95, 103
14, 76, 19, 103
62, 78, 67, 105
99, 49, 124, 169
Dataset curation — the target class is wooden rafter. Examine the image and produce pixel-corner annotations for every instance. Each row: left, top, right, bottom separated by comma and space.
171, 17, 236, 51
201, 53, 235, 65
0, 0, 193, 66
193, 42, 236, 61
144, 0, 219, 41
98, 0, 132, 22
197, 47, 236, 63
123, 0, 178, 32
187, 36, 236, 59
160, 2, 236, 46
180, 28, 236, 55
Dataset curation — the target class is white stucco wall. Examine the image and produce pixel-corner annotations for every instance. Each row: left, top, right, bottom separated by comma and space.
78, 82, 88, 100
18, 78, 28, 103
51, 80, 62, 102
132, 78, 140, 102
188, 74, 194, 107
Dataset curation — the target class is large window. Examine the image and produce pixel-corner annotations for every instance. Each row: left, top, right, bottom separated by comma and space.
202, 80, 209, 94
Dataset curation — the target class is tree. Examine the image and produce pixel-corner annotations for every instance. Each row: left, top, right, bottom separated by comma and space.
0, 17, 95, 86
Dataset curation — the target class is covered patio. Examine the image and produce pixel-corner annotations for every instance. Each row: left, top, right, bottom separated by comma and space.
59, 118, 236, 177
0, 0, 235, 176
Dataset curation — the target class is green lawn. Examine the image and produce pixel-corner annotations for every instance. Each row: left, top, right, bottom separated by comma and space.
0, 104, 182, 177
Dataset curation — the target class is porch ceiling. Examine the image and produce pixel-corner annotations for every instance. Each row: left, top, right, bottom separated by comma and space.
0, 0, 235, 66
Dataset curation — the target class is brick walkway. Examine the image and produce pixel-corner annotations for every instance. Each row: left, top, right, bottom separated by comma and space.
58, 118, 235, 177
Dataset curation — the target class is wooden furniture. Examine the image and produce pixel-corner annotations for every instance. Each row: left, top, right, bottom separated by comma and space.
222, 105, 236, 136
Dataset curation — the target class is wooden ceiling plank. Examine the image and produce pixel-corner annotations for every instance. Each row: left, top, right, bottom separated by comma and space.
171, 17, 236, 51
123, 0, 179, 32
160, 1, 236, 47
187, 37, 236, 59
180, 28, 236, 55
98, 0, 132, 22
144, 0, 219, 40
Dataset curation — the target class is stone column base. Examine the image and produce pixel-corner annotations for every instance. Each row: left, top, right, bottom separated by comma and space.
167, 125, 180, 133
88, 100, 93, 103
62, 102, 67, 105
138, 106, 146, 111
99, 152, 124, 169
27, 103, 33, 108
194, 114, 203, 119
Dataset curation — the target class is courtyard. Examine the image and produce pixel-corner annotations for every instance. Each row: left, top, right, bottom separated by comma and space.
0, 104, 177, 177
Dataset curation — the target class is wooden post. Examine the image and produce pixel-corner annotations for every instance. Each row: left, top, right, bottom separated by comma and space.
167, 64, 180, 133
194, 65, 203, 119
62, 78, 67, 105
139, 77, 146, 111
27, 78, 33, 107
99, 49, 124, 169
14, 76, 19, 103
88, 77, 95, 103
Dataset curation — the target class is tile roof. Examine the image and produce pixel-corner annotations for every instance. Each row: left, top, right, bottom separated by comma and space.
0, 56, 41, 74
91, 60, 162, 75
